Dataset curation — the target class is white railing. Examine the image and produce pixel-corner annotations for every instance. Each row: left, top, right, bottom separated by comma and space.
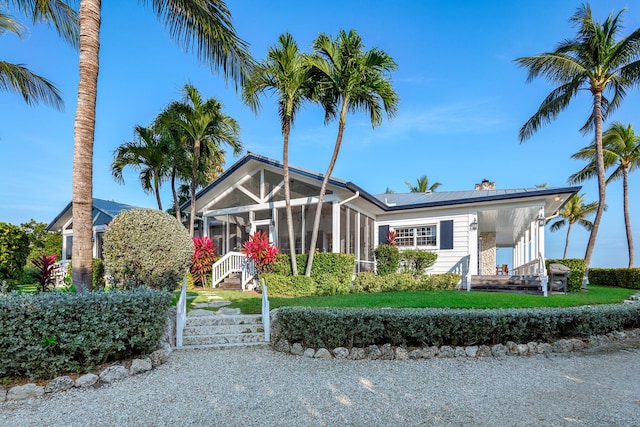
52, 260, 70, 287
261, 278, 270, 342
176, 277, 187, 348
512, 257, 542, 277
211, 251, 257, 291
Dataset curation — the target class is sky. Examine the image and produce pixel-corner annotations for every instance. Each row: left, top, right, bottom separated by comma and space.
2, 1, 640, 268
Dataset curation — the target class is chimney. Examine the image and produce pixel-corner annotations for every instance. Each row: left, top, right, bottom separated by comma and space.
475, 179, 495, 190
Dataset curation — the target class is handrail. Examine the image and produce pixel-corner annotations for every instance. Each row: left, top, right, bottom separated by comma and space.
512, 258, 542, 277
261, 278, 270, 342
211, 251, 257, 290
176, 277, 187, 347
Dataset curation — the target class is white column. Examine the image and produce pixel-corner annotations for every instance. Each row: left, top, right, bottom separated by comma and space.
332, 202, 340, 253
538, 208, 546, 261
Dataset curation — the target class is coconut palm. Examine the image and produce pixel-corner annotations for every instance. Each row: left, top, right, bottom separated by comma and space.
515, 4, 640, 272
569, 122, 640, 267
550, 194, 598, 259
242, 33, 314, 276
1, 2, 78, 109
71, 1, 253, 289
111, 125, 171, 210
405, 175, 442, 193
164, 83, 242, 237
304, 29, 399, 276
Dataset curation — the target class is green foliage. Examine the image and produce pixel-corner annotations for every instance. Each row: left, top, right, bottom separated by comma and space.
273, 252, 354, 289
374, 244, 399, 276
0, 222, 30, 284
352, 272, 460, 293
21, 220, 62, 268
546, 259, 586, 292
0, 288, 171, 379
589, 268, 640, 289
274, 303, 640, 349
261, 273, 316, 296
103, 209, 193, 291
400, 249, 438, 275
92, 258, 105, 289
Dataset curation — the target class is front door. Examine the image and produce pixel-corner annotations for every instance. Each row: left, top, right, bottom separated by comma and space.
251, 219, 274, 243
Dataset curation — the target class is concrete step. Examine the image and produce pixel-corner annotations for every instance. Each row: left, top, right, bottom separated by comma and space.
182, 332, 265, 346
185, 314, 262, 327
184, 323, 264, 336
175, 342, 269, 351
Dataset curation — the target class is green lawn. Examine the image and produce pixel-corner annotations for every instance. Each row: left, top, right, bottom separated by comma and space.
176, 285, 637, 314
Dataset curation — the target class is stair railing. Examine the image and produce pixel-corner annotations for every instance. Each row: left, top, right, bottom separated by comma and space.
261, 278, 270, 342
211, 251, 258, 291
176, 277, 187, 348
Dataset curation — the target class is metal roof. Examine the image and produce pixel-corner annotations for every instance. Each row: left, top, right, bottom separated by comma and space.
46, 198, 141, 231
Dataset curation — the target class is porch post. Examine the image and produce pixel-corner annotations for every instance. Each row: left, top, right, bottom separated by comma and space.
538, 208, 546, 260
332, 202, 340, 253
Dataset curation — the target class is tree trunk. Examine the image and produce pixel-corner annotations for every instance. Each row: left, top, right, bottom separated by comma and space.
584, 90, 607, 280
72, 0, 101, 291
154, 176, 163, 210
305, 98, 348, 277
622, 167, 634, 267
563, 222, 573, 259
171, 167, 182, 222
189, 139, 201, 237
282, 117, 298, 275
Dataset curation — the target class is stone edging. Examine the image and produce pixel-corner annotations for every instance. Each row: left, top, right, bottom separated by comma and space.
272, 328, 640, 360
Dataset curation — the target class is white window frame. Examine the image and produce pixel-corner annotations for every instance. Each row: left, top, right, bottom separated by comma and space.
394, 224, 437, 248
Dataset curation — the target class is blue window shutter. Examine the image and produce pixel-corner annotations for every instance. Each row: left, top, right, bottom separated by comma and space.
440, 220, 454, 250
378, 225, 389, 245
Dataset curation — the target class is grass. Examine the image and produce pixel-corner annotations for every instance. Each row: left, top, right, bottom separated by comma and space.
175, 285, 637, 315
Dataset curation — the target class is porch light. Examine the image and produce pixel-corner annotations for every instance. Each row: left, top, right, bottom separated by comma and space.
469, 219, 478, 231
537, 214, 546, 226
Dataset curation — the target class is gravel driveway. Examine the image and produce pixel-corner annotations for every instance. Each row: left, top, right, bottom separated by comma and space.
3, 345, 640, 426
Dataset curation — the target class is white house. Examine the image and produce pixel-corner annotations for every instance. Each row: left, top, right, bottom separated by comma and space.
185, 153, 580, 288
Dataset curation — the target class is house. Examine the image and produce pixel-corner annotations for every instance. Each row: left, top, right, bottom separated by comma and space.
46, 198, 141, 262
185, 153, 580, 289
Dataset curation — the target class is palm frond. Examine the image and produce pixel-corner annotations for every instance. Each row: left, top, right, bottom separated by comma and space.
0, 61, 63, 109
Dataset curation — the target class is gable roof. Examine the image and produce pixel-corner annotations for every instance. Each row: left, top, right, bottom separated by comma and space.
46, 198, 141, 231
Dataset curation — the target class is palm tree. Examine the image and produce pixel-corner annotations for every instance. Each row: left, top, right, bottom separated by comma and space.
164, 83, 242, 237
111, 125, 170, 210
71, 0, 253, 289
515, 4, 640, 273
304, 29, 399, 276
242, 33, 314, 276
550, 194, 598, 259
569, 122, 640, 267
2, 1, 78, 109
405, 175, 442, 193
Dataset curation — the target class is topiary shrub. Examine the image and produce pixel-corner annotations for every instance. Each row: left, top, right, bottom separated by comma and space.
103, 209, 193, 291
400, 249, 437, 275
545, 258, 585, 292
374, 244, 399, 275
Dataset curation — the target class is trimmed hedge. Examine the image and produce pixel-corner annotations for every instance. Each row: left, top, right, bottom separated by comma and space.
545, 258, 585, 292
261, 274, 317, 297
273, 304, 640, 349
400, 249, 438, 274
374, 244, 399, 276
589, 268, 640, 289
268, 253, 355, 295
0, 288, 171, 379
352, 272, 460, 293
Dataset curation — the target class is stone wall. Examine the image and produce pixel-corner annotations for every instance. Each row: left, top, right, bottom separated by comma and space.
480, 232, 496, 275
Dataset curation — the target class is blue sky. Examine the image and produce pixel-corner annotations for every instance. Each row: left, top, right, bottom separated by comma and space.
1, 1, 639, 267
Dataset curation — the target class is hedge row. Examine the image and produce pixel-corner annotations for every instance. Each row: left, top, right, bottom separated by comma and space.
352, 272, 460, 293
273, 304, 640, 349
589, 268, 640, 289
262, 272, 350, 296
0, 288, 171, 379
273, 253, 355, 282
545, 258, 585, 292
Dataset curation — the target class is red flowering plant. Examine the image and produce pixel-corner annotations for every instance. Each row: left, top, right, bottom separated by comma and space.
386, 229, 398, 246
191, 236, 217, 287
242, 231, 279, 274
32, 254, 57, 292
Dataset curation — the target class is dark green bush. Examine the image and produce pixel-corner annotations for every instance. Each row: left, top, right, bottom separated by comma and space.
92, 258, 105, 289
546, 258, 586, 292
262, 273, 317, 296
374, 244, 399, 275
103, 209, 193, 291
589, 268, 640, 289
0, 288, 171, 379
315, 273, 350, 296
352, 272, 460, 293
0, 222, 30, 284
400, 249, 438, 275
272, 253, 355, 293
274, 304, 640, 349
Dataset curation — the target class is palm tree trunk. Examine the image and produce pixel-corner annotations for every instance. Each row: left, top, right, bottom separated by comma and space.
584, 90, 607, 280
171, 167, 182, 222
305, 98, 348, 277
72, 0, 101, 292
283, 117, 298, 275
154, 176, 163, 210
622, 167, 634, 267
563, 222, 573, 259
189, 139, 201, 237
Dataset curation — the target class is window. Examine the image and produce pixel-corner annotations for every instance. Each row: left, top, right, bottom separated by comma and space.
394, 225, 436, 247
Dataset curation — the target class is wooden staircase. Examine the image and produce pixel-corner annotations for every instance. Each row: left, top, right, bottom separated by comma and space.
217, 272, 242, 291
179, 310, 267, 350
470, 275, 543, 294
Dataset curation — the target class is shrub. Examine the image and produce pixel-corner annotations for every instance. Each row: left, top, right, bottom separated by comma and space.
0, 222, 30, 284
400, 249, 437, 275
273, 303, 640, 349
545, 258, 585, 292
242, 231, 278, 274
352, 272, 461, 293
92, 258, 105, 289
374, 244, 399, 275
191, 236, 216, 287
103, 209, 193, 291
31, 254, 57, 292
261, 273, 316, 296
273, 253, 354, 284
315, 273, 350, 296
0, 288, 171, 379
589, 268, 640, 289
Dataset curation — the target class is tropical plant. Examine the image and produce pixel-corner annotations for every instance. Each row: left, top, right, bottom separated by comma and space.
304, 29, 399, 276
569, 122, 640, 267
405, 175, 442, 193
0, 222, 30, 283
242, 230, 278, 274
191, 236, 216, 287
70, 0, 253, 290
243, 32, 314, 276
162, 83, 242, 236
1, 1, 77, 109
111, 125, 170, 210
549, 194, 598, 259
31, 254, 57, 292
515, 4, 640, 272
